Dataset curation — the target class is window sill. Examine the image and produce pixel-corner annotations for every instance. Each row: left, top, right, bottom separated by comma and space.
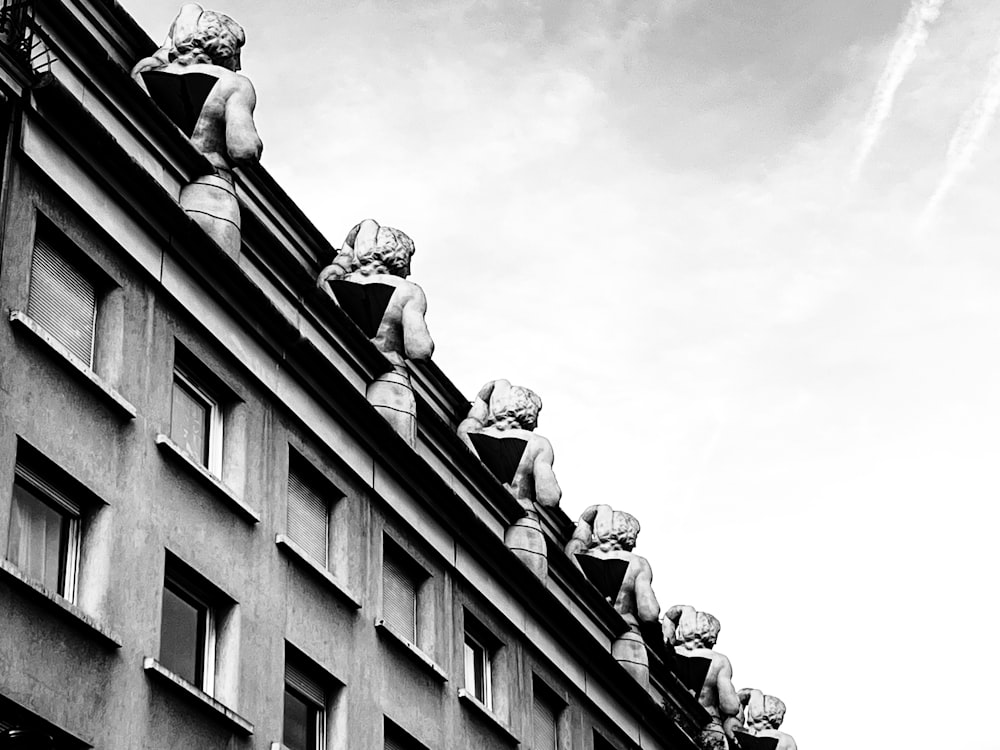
0, 558, 121, 648
143, 657, 254, 736
458, 688, 520, 745
374, 618, 448, 683
154, 434, 259, 523
9, 309, 137, 420
275, 534, 361, 609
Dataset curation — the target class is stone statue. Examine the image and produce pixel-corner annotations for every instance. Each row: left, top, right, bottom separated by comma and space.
457, 380, 560, 579
565, 505, 659, 688
131, 3, 262, 256
662, 605, 741, 750
735, 689, 798, 750
317, 219, 434, 446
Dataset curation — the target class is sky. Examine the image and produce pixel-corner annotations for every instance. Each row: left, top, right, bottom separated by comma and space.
123, 1, 1000, 748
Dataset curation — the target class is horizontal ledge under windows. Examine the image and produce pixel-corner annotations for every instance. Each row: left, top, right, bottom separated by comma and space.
9, 310, 136, 420
0, 558, 121, 648
457, 688, 520, 745
275, 534, 360, 609
143, 657, 253, 736
154, 434, 259, 523
374, 618, 448, 683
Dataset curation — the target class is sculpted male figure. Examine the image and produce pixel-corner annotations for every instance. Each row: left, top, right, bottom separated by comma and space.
458, 380, 560, 578
663, 605, 741, 750
565, 505, 659, 688
457, 379, 560, 508
318, 219, 434, 447
736, 689, 798, 750
132, 3, 262, 256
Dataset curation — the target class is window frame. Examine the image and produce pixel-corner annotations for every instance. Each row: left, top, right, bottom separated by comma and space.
464, 630, 493, 710
286, 452, 336, 569
380, 538, 425, 645
531, 677, 567, 750
159, 560, 220, 697
6, 459, 83, 603
283, 658, 327, 750
170, 364, 224, 476
26, 222, 99, 369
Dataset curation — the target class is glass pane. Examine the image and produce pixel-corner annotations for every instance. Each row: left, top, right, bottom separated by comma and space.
160, 585, 202, 685
6, 482, 65, 593
465, 639, 486, 702
283, 689, 314, 750
171, 378, 209, 466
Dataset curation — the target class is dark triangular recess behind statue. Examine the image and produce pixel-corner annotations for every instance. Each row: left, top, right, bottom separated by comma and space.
329, 281, 396, 339
141, 71, 219, 137
733, 732, 779, 750
673, 653, 712, 694
468, 433, 527, 485
574, 554, 629, 600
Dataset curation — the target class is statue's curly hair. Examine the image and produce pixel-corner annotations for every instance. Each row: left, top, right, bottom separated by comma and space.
171, 10, 245, 66
675, 610, 721, 649
760, 695, 787, 729
344, 222, 414, 277
486, 385, 542, 430
593, 510, 640, 551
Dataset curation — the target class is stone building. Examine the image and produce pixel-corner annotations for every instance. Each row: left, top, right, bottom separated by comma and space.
0, 0, 707, 747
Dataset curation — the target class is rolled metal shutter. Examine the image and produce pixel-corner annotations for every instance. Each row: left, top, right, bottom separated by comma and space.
285, 661, 324, 707
287, 469, 329, 565
382, 553, 416, 641
28, 236, 96, 366
533, 695, 557, 749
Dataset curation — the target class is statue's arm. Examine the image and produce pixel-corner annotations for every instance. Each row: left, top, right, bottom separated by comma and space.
401, 286, 434, 360
457, 380, 497, 448
634, 559, 660, 624
717, 657, 741, 732
738, 688, 766, 725
564, 504, 601, 565
532, 438, 561, 508
662, 604, 695, 644
224, 79, 263, 165
317, 252, 353, 288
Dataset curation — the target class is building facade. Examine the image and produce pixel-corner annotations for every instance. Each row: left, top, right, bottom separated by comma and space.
0, 1, 707, 748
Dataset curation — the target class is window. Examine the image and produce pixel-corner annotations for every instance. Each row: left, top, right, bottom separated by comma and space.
170, 365, 222, 474
27, 228, 97, 367
283, 660, 326, 750
287, 458, 332, 566
157, 555, 236, 697
5, 461, 81, 601
384, 718, 425, 750
160, 572, 214, 693
532, 681, 563, 750
593, 732, 617, 750
382, 545, 419, 643
464, 632, 492, 708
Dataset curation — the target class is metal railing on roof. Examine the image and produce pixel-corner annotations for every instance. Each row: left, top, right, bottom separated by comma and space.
0, 0, 54, 76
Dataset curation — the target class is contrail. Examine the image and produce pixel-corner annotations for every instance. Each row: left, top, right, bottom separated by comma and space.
851, 0, 947, 182
920, 40, 1000, 228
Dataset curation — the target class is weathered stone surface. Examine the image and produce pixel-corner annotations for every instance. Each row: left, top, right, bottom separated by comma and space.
131, 3, 262, 257
318, 219, 433, 447
663, 605, 741, 746
565, 505, 659, 688
736, 689, 798, 750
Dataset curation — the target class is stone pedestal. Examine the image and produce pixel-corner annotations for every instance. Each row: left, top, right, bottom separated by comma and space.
612, 626, 649, 689
504, 510, 547, 580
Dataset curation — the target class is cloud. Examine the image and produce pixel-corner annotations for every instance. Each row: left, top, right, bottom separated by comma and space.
851, 0, 947, 182
921, 31, 1000, 227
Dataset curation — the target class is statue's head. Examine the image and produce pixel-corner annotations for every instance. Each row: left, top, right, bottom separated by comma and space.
592, 510, 640, 552
747, 695, 786, 732
344, 220, 414, 278
171, 8, 245, 71
673, 610, 721, 650
486, 385, 542, 431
